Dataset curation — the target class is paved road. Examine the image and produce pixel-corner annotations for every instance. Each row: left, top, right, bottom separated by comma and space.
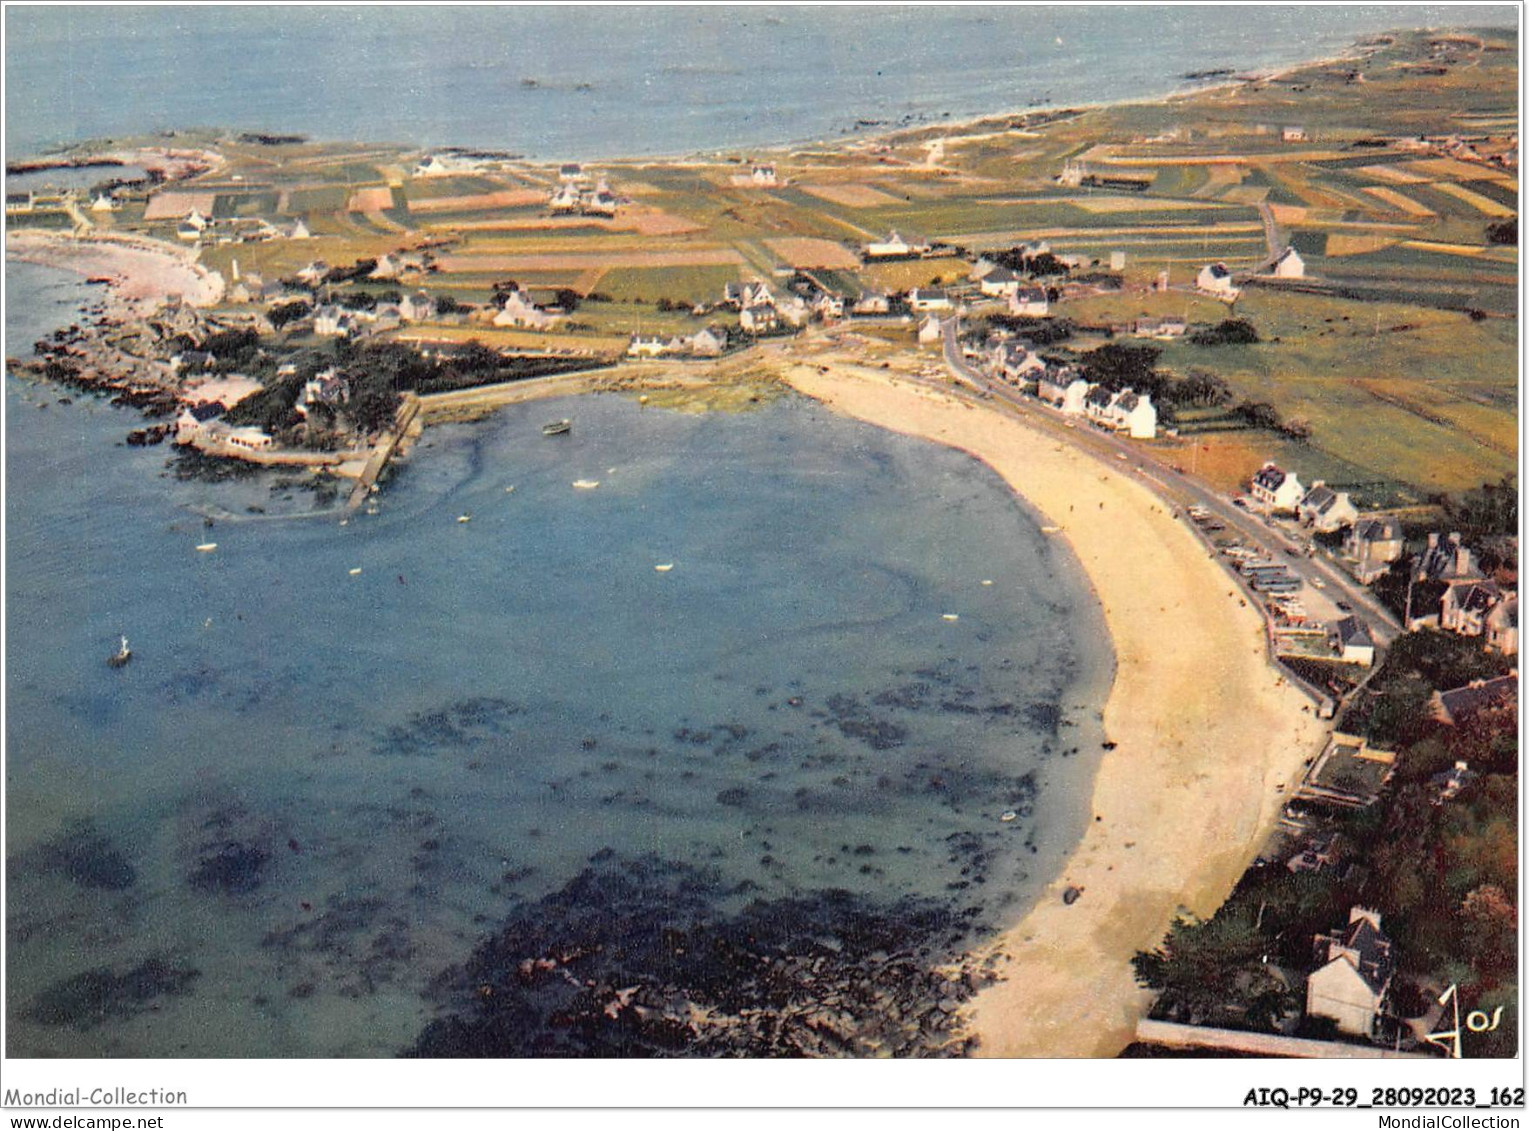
939, 319, 1401, 645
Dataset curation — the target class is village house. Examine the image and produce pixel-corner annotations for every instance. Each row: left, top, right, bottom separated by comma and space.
295, 260, 330, 286
1414, 532, 1483, 586
851, 290, 891, 315
1297, 481, 1359, 533
627, 335, 670, 358
723, 281, 774, 310
1250, 462, 1304, 512
1132, 316, 1187, 340
1440, 580, 1502, 639
907, 287, 953, 313
1331, 615, 1376, 667
1008, 285, 1049, 317
1271, 246, 1305, 279
689, 326, 726, 357
1344, 515, 1405, 584
1287, 833, 1341, 875
917, 315, 944, 346
90, 193, 119, 213
739, 303, 780, 333
549, 182, 582, 213
991, 342, 1045, 386
397, 291, 436, 322
777, 295, 811, 328
1486, 594, 1518, 656
287, 218, 312, 240
584, 181, 619, 217
313, 305, 358, 337
1282, 125, 1309, 143
493, 289, 559, 330
1196, 261, 1238, 296
1111, 389, 1158, 440
750, 164, 778, 186
810, 291, 845, 321
978, 267, 1023, 298
175, 402, 224, 444
1432, 673, 1518, 727
1306, 907, 1393, 1038
863, 230, 931, 259
558, 163, 583, 182
1038, 372, 1090, 415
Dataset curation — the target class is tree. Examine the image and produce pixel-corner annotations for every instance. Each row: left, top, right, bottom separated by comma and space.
1079, 343, 1162, 395
267, 300, 312, 330
1190, 318, 1260, 346
554, 288, 582, 312
1232, 400, 1282, 431
1133, 906, 1284, 1026
1485, 217, 1517, 246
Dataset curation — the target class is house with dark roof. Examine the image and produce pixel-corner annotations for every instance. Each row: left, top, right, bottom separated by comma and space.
1414, 532, 1482, 586
908, 287, 952, 312
1432, 673, 1517, 726
1441, 581, 1502, 638
175, 402, 223, 444
1196, 261, 1237, 295
1250, 462, 1304, 512
1297, 481, 1359, 533
1430, 761, 1478, 805
979, 267, 1022, 298
1009, 285, 1050, 317
1331, 615, 1375, 666
1344, 515, 1405, 584
1306, 907, 1393, 1037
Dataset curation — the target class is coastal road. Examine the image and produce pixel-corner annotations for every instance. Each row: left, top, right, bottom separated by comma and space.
938, 319, 1401, 644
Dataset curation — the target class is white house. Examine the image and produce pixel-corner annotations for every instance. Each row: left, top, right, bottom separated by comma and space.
627, 335, 669, 358
1112, 390, 1157, 440
414, 154, 456, 177
1345, 515, 1405, 584
739, 303, 779, 333
1132, 316, 1187, 340
175, 402, 223, 444
398, 291, 436, 322
851, 290, 891, 315
1306, 907, 1392, 1038
288, 218, 312, 240
1008, 286, 1049, 317
493, 290, 559, 330
1197, 262, 1237, 295
1250, 462, 1304, 512
313, 306, 357, 337
750, 164, 778, 186
864, 230, 930, 259
1272, 246, 1305, 279
89, 193, 118, 213
979, 268, 1022, 298
908, 288, 953, 313
1282, 125, 1308, 143
1332, 616, 1376, 666
549, 182, 582, 213
1297, 481, 1359, 533
917, 315, 944, 345
777, 295, 811, 327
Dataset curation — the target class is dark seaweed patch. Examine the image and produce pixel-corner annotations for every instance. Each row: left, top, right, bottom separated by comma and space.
188, 841, 268, 895
28, 958, 198, 1029
374, 698, 523, 757
406, 855, 999, 1058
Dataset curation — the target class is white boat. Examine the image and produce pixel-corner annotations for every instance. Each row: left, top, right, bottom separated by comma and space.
542, 419, 572, 436
1041, 525, 1064, 534
654, 563, 674, 572
457, 514, 472, 524
195, 542, 218, 552
106, 635, 132, 668
942, 613, 960, 622
572, 479, 600, 490
1000, 810, 1018, 823
349, 567, 363, 576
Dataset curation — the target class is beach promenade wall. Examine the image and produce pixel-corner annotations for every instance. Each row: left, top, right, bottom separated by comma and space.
1135, 1019, 1434, 1060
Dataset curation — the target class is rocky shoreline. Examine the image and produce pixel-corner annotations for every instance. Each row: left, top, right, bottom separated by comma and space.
409, 855, 1000, 1058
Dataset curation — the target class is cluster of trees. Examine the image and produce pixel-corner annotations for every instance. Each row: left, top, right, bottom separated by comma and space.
1189, 318, 1260, 346
988, 247, 1072, 278
1485, 217, 1516, 246
985, 315, 1074, 344
1440, 477, 1518, 537
1136, 629, 1517, 1052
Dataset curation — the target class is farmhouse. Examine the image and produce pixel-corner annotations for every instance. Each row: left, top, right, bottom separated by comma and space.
864, 230, 931, 259
1272, 246, 1305, 279
907, 288, 952, 312
979, 268, 1022, 298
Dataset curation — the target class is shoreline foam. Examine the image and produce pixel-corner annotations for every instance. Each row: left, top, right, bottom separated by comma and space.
778, 361, 1327, 1058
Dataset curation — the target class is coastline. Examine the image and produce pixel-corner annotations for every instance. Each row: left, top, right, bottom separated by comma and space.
777, 361, 1327, 1058
5, 229, 224, 313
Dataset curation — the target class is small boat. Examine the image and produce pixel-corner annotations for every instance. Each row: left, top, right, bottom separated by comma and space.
107, 635, 132, 668
348, 567, 363, 576
1000, 810, 1018, 823
654, 563, 674, 572
941, 613, 960, 622
1041, 525, 1064, 534
504, 485, 516, 494
195, 542, 218, 552
542, 419, 572, 436
572, 479, 600, 490
457, 514, 472, 524
981, 579, 994, 587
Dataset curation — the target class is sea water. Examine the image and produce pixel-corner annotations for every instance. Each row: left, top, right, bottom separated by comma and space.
5, 261, 1112, 1056
4, 5, 1514, 161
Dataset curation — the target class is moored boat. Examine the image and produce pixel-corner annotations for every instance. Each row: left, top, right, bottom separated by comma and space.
107, 635, 132, 668
542, 419, 572, 436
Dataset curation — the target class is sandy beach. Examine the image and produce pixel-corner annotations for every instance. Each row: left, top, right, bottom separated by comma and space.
779, 360, 1328, 1058
5, 229, 224, 311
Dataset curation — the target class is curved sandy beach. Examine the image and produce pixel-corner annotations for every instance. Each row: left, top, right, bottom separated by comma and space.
779, 361, 1327, 1058
6, 229, 224, 311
